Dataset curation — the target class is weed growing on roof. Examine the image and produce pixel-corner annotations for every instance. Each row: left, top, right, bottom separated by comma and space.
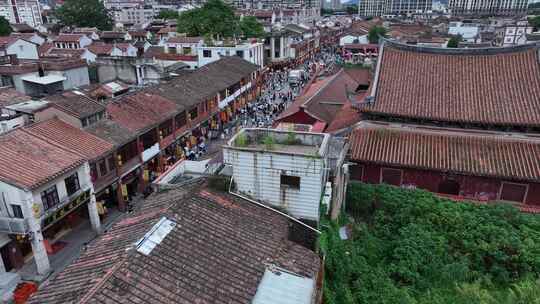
235, 133, 248, 147
320, 182, 540, 304
261, 135, 275, 150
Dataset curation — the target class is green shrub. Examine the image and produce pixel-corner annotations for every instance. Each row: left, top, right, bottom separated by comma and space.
321, 183, 540, 304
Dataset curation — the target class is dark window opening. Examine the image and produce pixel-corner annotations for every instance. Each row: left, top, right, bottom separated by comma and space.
141, 129, 158, 150
381, 168, 402, 186
280, 174, 300, 189
11, 205, 23, 219
500, 183, 527, 203
41, 185, 60, 211
159, 119, 173, 138
90, 163, 98, 181
438, 179, 460, 195
65, 173, 80, 196
175, 111, 187, 128
203, 50, 212, 58
107, 156, 116, 172
350, 164, 364, 181
236, 50, 244, 57
189, 107, 198, 120
119, 140, 139, 163
98, 160, 107, 176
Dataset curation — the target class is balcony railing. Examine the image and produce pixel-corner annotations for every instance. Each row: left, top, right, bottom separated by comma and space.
0, 216, 30, 234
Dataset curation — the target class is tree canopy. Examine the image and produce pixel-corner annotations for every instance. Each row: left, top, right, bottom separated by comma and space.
447, 35, 462, 48
239, 16, 265, 39
177, 0, 264, 39
367, 26, 387, 43
320, 183, 540, 304
528, 16, 540, 31
158, 9, 179, 20
55, 0, 113, 31
0, 16, 12, 36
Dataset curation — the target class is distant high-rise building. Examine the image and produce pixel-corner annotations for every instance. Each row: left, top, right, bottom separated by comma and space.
359, 0, 432, 16
448, 0, 527, 16
227, 0, 321, 10
0, 0, 42, 27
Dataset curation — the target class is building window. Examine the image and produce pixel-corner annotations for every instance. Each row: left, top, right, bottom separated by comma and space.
499, 182, 528, 203
11, 205, 23, 219
90, 163, 98, 180
236, 50, 244, 57
203, 50, 212, 58
65, 173, 80, 196
175, 111, 187, 128
350, 164, 364, 181
168, 47, 176, 54
380, 168, 402, 186
189, 107, 198, 120
41, 185, 60, 210
182, 47, 191, 54
438, 179, 460, 195
280, 174, 300, 189
107, 156, 116, 172
98, 160, 107, 177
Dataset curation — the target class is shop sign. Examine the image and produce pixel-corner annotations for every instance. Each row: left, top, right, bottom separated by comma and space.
121, 184, 128, 197
42, 190, 90, 230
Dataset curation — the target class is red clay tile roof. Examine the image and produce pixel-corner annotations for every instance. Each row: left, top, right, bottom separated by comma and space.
47, 48, 86, 58
361, 42, 540, 128
0, 128, 85, 189
0, 87, 31, 107
106, 91, 178, 133
158, 27, 176, 34
166, 36, 203, 44
349, 122, 540, 182
29, 183, 320, 304
100, 31, 126, 39
87, 42, 113, 55
326, 95, 364, 134
128, 31, 148, 37
278, 68, 371, 126
54, 34, 85, 42
24, 118, 114, 161
0, 36, 22, 49
38, 42, 54, 57
45, 91, 106, 119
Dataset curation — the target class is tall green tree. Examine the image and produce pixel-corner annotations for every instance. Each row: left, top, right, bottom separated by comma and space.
239, 16, 265, 38
345, 5, 358, 15
0, 16, 12, 36
158, 9, 179, 20
447, 36, 462, 48
177, 0, 263, 39
528, 16, 540, 31
55, 0, 113, 31
367, 26, 388, 44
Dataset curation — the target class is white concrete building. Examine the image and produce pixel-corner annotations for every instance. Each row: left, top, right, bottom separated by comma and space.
163, 36, 204, 56
448, 21, 480, 42
198, 41, 264, 68
502, 22, 533, 46
223, 129, 331, 222
0, 0, 42, 27
0, 128, 100, 275
112, 6, 154, 26
0, 36, 38, 59
339, 34, 369, 46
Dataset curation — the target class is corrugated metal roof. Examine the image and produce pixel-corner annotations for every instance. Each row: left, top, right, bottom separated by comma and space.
252, 266, 315, 304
